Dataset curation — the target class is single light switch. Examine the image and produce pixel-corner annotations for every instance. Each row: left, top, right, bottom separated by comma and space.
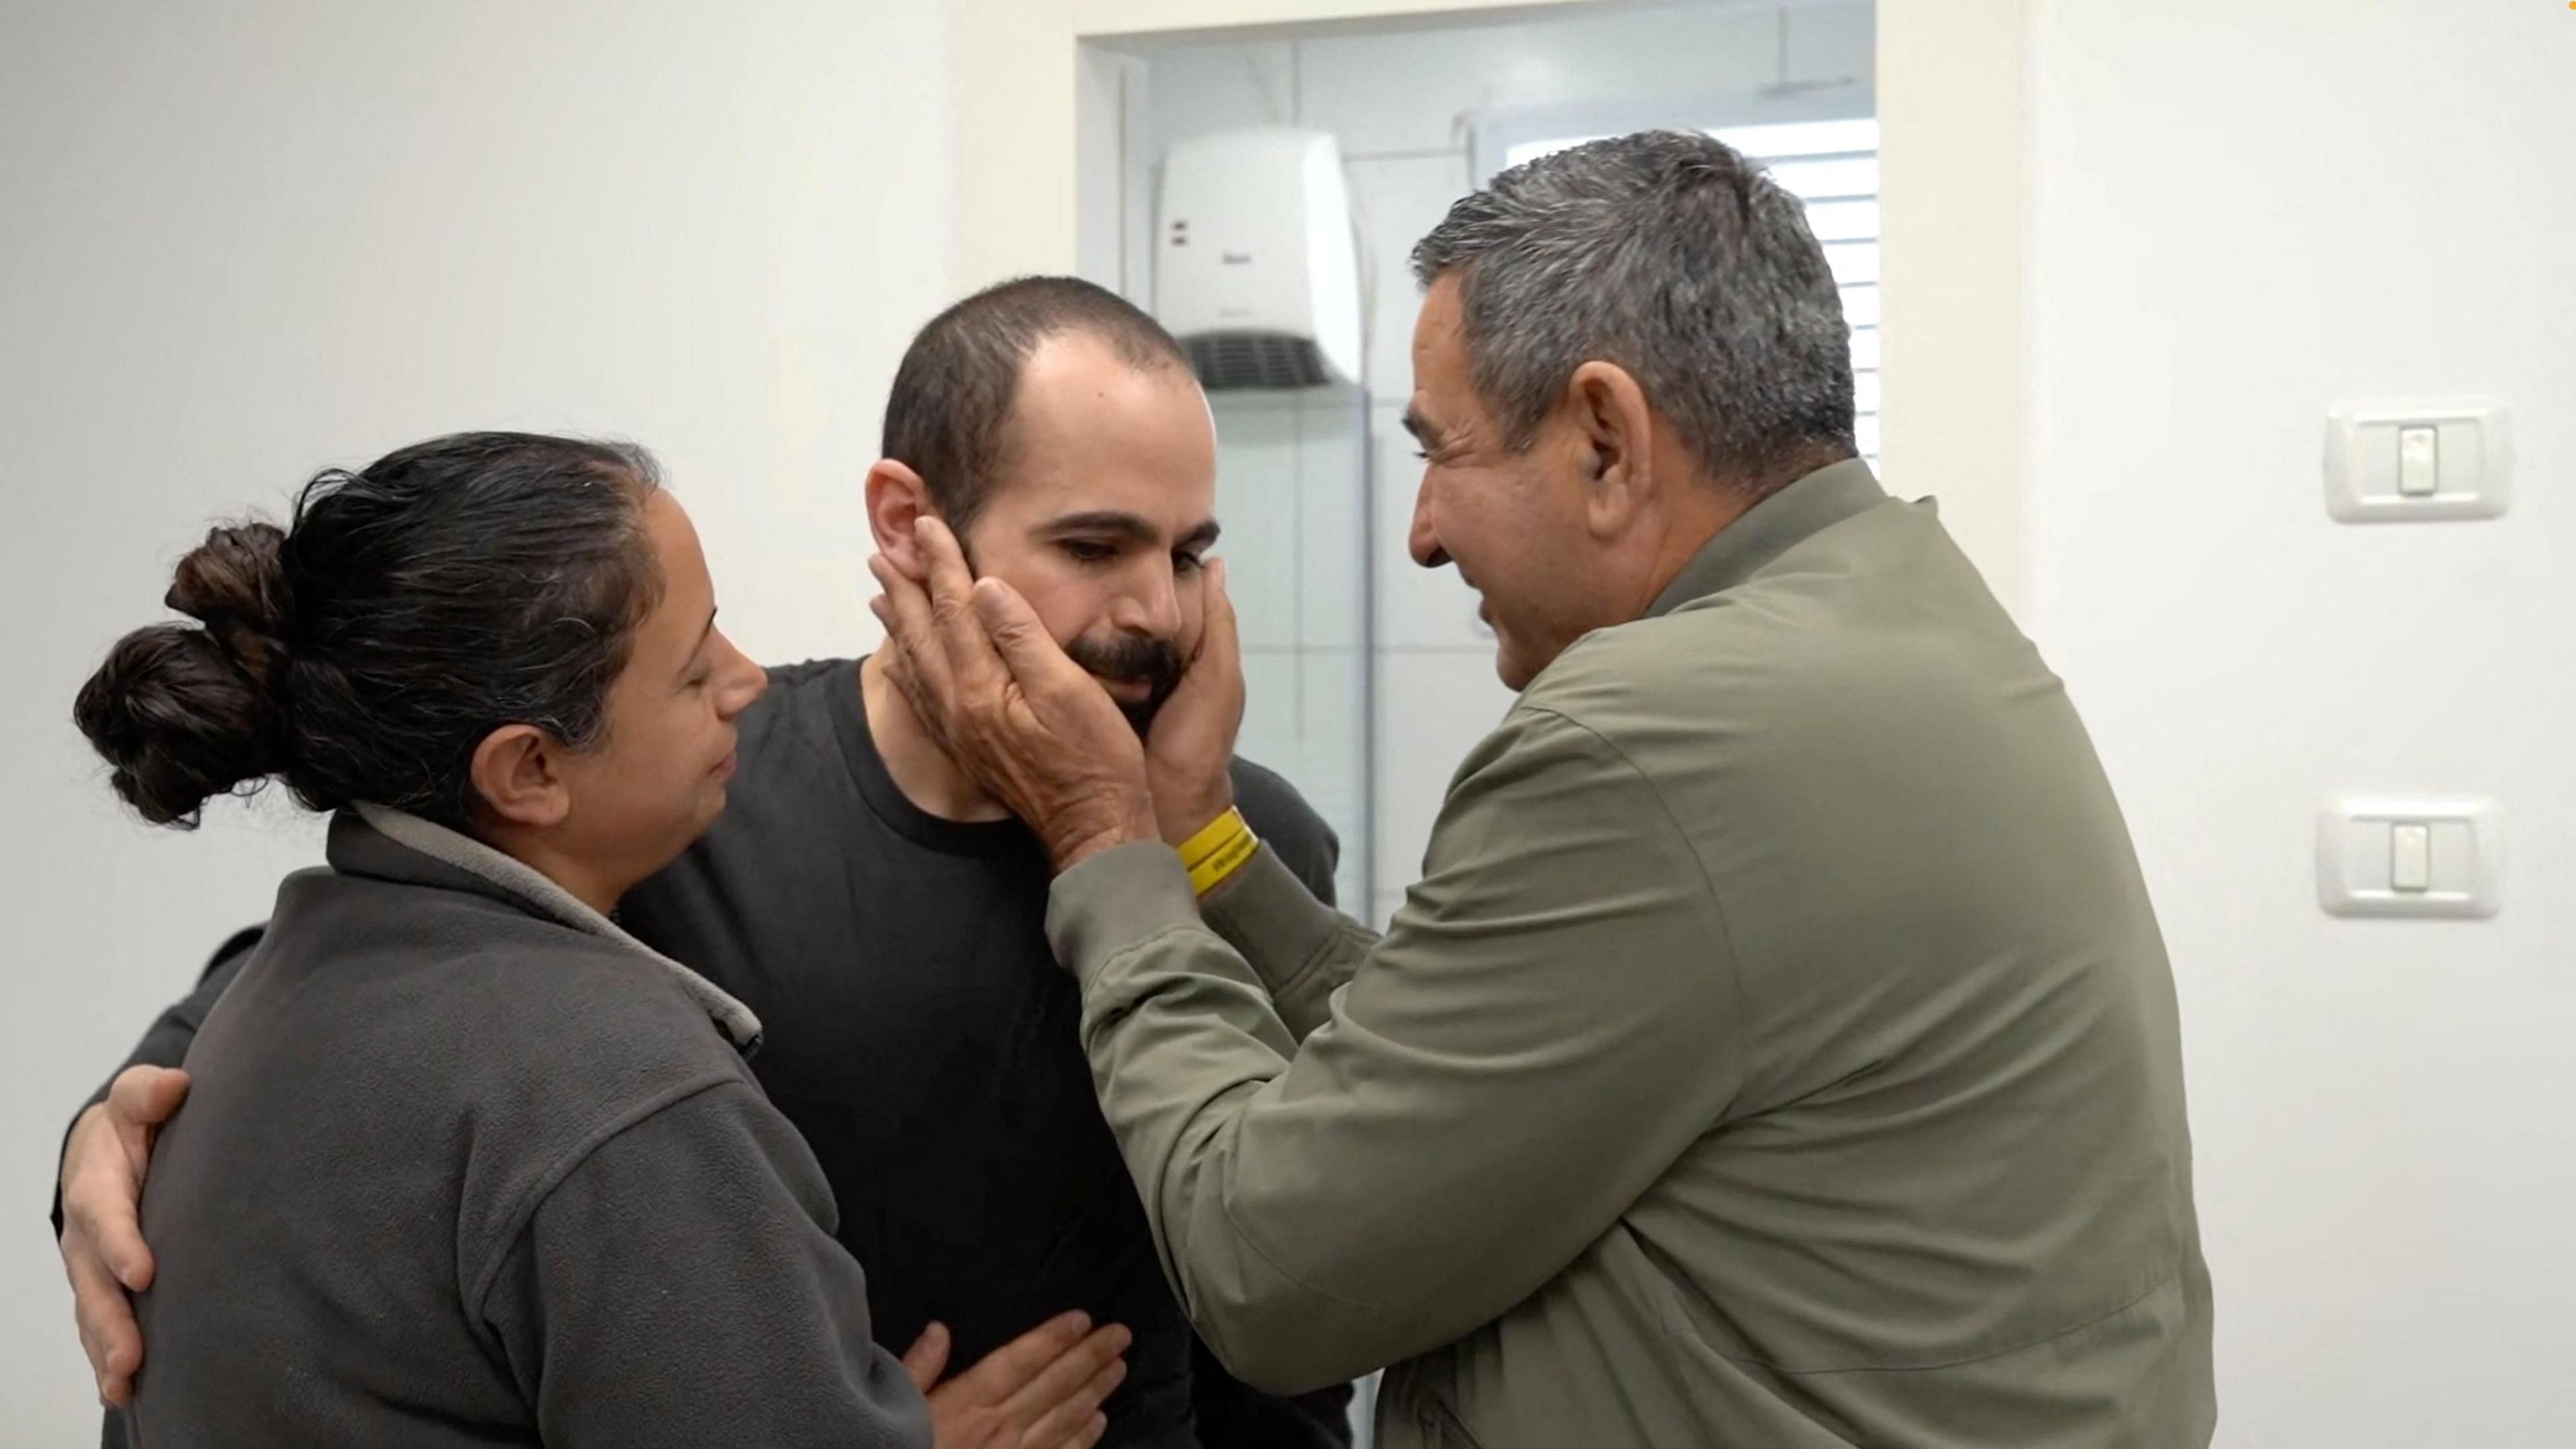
2324, 400, 2508, 522
2390, 823, 2432, 891
2397, 427, 2438, 496
2318, 796, 2503, 918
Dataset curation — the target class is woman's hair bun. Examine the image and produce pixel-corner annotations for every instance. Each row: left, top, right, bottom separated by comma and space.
72, 522, 293, 827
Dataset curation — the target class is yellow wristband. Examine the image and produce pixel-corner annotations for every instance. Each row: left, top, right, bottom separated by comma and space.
1177, 807, 1248, 870
1177, 808, 1259, 896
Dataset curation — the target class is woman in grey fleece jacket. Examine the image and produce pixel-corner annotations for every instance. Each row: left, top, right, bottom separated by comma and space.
71, 432, 1127, 1449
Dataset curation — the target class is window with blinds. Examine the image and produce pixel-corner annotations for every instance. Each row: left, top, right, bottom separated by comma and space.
1502, 116, 1882, 468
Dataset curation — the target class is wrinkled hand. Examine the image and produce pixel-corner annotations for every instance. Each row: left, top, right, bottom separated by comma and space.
904, 1312, 1130, 1449
59, 1065, 190, 1406
1144, 557, 1245, 847
869, 517, 1157, 871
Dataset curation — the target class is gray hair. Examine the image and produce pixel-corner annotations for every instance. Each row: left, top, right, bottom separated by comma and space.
1410, 130, 1855, 487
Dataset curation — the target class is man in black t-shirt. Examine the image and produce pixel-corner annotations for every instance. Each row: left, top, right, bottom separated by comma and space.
58, 278, 1354, 1448
619, 657, 1345, 1448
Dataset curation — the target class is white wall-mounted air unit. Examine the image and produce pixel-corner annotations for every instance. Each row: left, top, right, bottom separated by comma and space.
1157, 127, 1362, 390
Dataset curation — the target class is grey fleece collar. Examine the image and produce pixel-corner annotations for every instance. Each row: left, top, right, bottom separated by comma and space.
352, 803, 764, 1054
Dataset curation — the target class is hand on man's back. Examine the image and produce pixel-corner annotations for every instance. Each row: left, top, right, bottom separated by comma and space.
58, 1065, 190, 1407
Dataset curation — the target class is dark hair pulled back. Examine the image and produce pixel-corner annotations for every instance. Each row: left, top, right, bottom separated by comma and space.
74, 432, 664, 829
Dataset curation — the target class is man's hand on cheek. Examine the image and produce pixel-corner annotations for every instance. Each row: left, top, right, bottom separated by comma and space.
1144, 557, 1246, 846
869, 517, 1157, 871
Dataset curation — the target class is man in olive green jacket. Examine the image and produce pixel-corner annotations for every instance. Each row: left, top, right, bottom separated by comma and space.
877, 130, 2214, 1448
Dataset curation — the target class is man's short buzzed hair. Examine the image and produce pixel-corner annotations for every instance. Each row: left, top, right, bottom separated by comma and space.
881, 275, 1194, 533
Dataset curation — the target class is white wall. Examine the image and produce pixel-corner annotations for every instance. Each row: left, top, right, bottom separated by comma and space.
1876, 0, 2028, 614
1136, 0, 1876, 922
0, 1, 950, 1437
2024, 3, 2576, 1443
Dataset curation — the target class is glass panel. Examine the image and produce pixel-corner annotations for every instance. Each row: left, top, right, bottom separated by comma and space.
1800, 199, 1878, 243
1839, 284, 1880, 328
1849, 326, 1881, 370
1503, 136, 1606, 169
1709, 117, 1880, 160
1854, 370, 1881, 413
1763, 156, 1879, 201
1825, 242, 1880, 286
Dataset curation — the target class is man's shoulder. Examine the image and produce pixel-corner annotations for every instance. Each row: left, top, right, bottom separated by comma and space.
1228, 756, 1341, 905
763, 655, 861, 691
1517, 504, 2053, 793
743, 657, 859, 741
700, 657, 863, 822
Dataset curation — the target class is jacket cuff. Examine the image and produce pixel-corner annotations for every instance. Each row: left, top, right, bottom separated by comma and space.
1046, 841, 1201, 986
1197, 843, 1333, 1000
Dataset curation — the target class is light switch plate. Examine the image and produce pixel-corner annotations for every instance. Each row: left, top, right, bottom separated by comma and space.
2324, 399, 2510, 522
2317, 796, 2503, 918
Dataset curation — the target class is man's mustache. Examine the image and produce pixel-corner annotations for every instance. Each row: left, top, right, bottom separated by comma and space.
952, 540, 1183, 730
1063, 631, 1184, 733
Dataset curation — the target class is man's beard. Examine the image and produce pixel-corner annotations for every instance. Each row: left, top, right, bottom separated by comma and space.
1063, 631, 1184, 737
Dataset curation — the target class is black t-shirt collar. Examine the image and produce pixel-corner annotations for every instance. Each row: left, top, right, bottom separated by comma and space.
830, 655, 1043, 862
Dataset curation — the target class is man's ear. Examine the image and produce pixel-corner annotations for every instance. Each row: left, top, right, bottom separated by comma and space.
1562, 360, 1658, 539
468, 724, 571, 830
865, 460, 936, 577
